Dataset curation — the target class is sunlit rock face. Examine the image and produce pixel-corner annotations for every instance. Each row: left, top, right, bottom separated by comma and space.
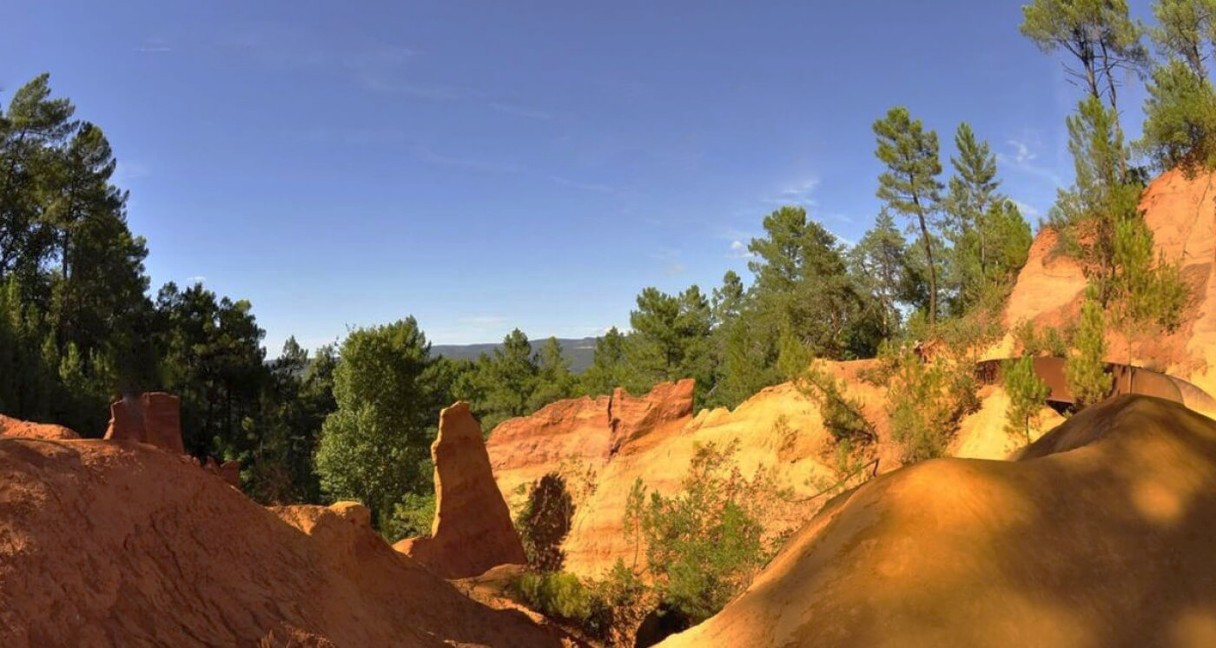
396, 402, 527, 579
660, 395, 1216, 648
995, 167, 1216, 406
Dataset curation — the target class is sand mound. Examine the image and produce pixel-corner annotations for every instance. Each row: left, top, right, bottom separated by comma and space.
0, 437, 562, 647
0, 414, 79, 440
659, 395, 1216, 647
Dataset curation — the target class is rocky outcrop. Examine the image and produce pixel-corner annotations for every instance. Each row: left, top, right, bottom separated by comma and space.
488, 371, 891, 578
0, 414, 79, 440
103, 392, 185, 454
201, 456, 242, 489
397, 402, 527, 579
660, 395, 1216, 647
0, 436, 561, 647
996, 168, 1216, 398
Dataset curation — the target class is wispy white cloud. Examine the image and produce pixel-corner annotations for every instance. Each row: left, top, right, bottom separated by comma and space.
726, 240, 755, 260
489, 102, 553, 120
763, 176, 821, 208
1012, 200, 1042, 219
548, 175, 614, 194
999, 132, 1066, 188
651, 249, 687, 276
412, 146, 525, 175
185, 275, 207, 285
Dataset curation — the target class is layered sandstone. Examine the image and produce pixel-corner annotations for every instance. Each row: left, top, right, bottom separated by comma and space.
397, 402, 527, 579
661, 395, 1216, 647
488, 370, 893, 578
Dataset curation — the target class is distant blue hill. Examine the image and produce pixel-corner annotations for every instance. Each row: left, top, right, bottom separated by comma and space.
432, 337, 599, 374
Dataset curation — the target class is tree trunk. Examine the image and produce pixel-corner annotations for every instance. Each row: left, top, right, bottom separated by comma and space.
918, 212, 938, 328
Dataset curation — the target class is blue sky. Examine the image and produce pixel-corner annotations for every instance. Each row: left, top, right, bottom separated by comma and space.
4, 1, 1156, 352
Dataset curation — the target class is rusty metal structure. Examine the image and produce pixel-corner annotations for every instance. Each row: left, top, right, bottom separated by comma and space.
976, 357, 1216, 413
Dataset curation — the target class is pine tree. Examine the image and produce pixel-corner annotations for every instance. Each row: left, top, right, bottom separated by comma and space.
944, 123, 1009, 312
1140, 58, 1216, 171
1066, 297, 1112, 407
1050, 96, 1142, 306
849, 210, 915, 338
530, 337, 576, 411
1150, 0, 1216, 78
1020, 0, 1148, 115
581, 327, 633, 396
874, 107, 945, 327
1003, 356, 1051, 443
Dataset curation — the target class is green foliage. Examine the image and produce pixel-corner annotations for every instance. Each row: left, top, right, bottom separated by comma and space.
1003, 356, 1051, 443
514, 571, 594, 622
628, 285, 713, 400
580, 326, 633, 396
1012, 320, 1071, 357
794, 360, 876, 445
453, 329, 579, 431
1020, 0, 1148, 109
886, 349, 980, 463
384, 491, 436, 543
1150, 0, 1216, 78
1050, 96, 1146, 306
1140, 57, 1216, 171
1113, 216, 1190, 329
516, 473, 575, 572
314, 317, 447, 528
637, 442, 774, 623
1066, 297, 1113, 407
874, 107, 945, 326
849, 210, 917, 339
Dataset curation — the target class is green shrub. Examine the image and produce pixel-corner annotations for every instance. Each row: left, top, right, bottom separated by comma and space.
886, 349, 980, 463
383, 491, 435, 543
515, 473, 574, 572
1012, 320, 1069, 357
636, 441, 775, 623
585, 559, 649, 642
794, 360, 876, 445
514, 571, 593, 622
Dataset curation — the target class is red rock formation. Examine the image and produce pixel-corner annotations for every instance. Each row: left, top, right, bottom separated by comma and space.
0, 437, 562, 646
608, 379, 695, 453
487, 377, 862, 578
104, 392, 185, 454
397, 402, 527, 579
200, 456, 242, 489
0, 414, 79, 440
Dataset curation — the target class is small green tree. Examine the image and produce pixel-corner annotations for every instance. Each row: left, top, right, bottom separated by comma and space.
1003, 356, 1051, 443
516, 473, 575, 572
1066, 298, 1113, 407
314, 317, 446, 529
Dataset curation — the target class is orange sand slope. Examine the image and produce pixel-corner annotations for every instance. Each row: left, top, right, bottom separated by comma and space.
0, 438, 561, 647
660, 395, 1216, 648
